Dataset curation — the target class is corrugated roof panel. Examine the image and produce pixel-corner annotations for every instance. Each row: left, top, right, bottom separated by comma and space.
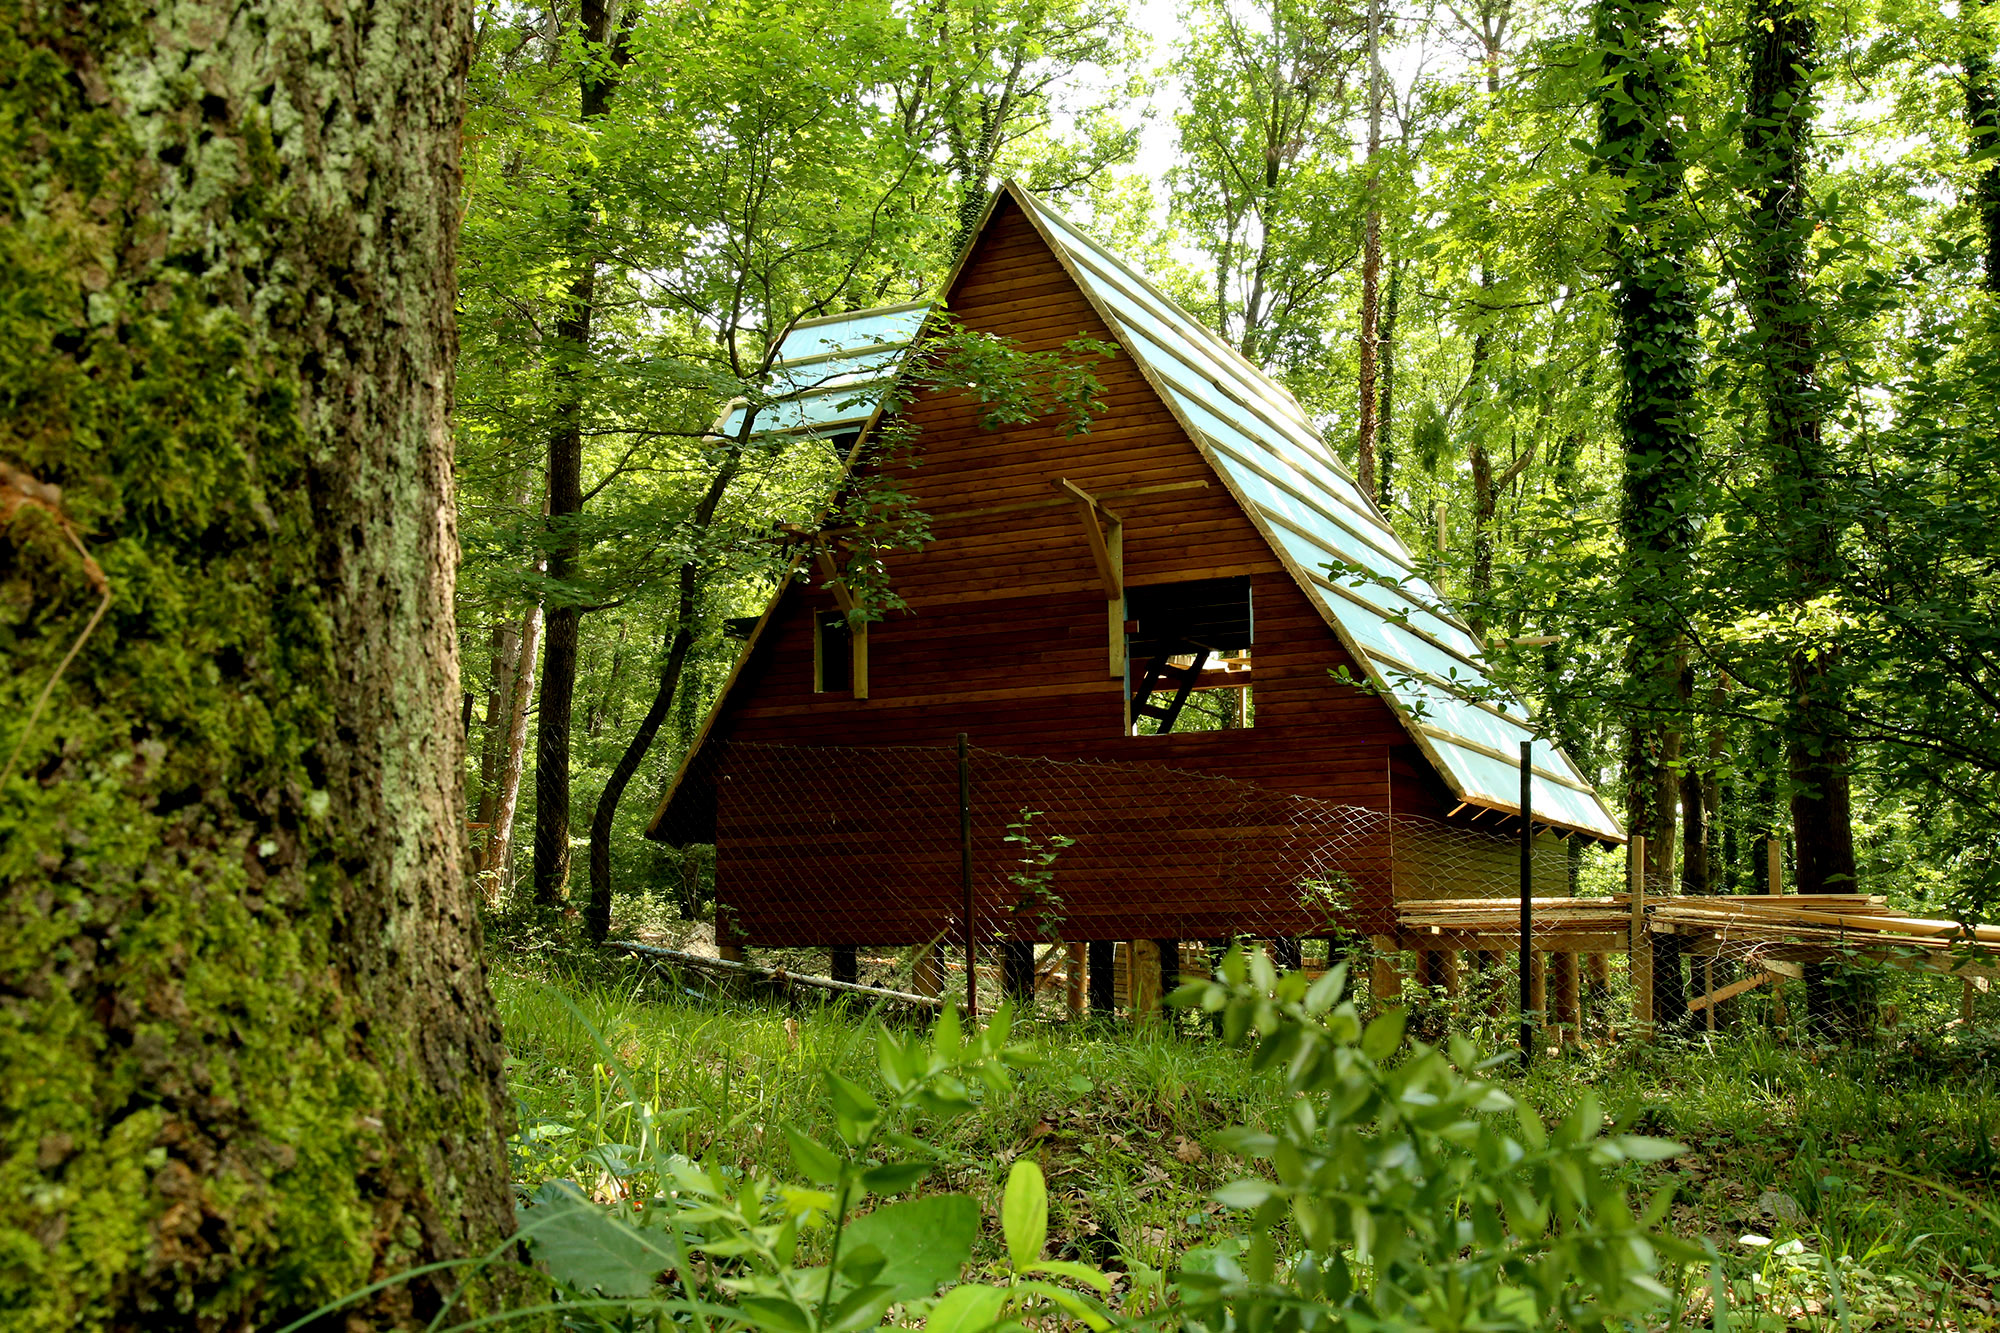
774, 304, 928, 363
1011, 184, 1622, 839
1425, 737, 1616, 835
715, 305, 927, 443
716, 382, 892, 440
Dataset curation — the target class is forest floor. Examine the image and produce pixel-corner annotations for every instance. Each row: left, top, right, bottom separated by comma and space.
493, 949, 2000, 1331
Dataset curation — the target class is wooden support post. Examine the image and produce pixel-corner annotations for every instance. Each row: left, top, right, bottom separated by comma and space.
1479, 950, 1507, 1016
1106, 520, 1124, 680
1128, 939, 1162, 1023
1767, 835, 1783, 896
1088, 941, 1114, 1013
911, 942, 943, 999
1528, 949, 1548, 1038
718, 941, 747, 999
1964, 977, 1977, 1028
1586, 952, 1611, 1037
1629, 834, 1654, 1039
1702, 957, 1717, 1032
1001, 940, 1035, 1006
1369, 934, 1403, 1011
831, 945, 858, 986
1272, 935, 1302, 972
1055, 479, 1125, 679
1066, 943, 1085, 1016
1556, 951, 1581, 1043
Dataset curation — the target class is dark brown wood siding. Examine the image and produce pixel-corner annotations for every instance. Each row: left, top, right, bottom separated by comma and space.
662, 195, 1524, 943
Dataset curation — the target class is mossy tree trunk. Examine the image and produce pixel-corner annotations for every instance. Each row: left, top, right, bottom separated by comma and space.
1, 1, 516, 1327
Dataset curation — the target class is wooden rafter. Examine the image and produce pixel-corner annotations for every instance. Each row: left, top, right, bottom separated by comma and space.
1055, 478, 1122, 598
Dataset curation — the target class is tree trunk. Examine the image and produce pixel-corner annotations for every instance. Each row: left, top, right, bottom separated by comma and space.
476, 616, 523, 825
1378, 262, 1402, 509
585, 454, 746, 941
485, 603, 543, 892
532, 0, 629, 906
0, 1, 515, 1325
1356, 0, 1385, 500
1743, 0, 1856, 899
1594, 0, 1701, 892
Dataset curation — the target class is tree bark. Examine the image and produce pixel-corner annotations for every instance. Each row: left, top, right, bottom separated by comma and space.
476, 616, 523, 826
1355, 0, 1385, 500
532, 0, 630, 906
1378, 262, 1402, 508
485, 603, 543, 893
0, 1, 515, 1324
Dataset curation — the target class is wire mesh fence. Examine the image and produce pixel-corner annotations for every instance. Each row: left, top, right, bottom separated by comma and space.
626, 739, 2000, 1052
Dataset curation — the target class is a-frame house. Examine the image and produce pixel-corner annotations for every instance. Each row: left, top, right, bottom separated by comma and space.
648, 182, 1621, 960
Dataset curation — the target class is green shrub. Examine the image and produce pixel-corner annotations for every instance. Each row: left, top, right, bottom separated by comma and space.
1166, 948, 1699, 1331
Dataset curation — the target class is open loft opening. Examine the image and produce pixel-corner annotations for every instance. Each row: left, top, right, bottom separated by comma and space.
1126, 576, 1254, 735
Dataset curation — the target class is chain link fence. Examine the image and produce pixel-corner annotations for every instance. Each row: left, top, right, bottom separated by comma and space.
624, 740, 1998, 1053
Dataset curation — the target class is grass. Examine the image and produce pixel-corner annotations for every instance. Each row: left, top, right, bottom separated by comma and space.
494, 951, 2000, 1329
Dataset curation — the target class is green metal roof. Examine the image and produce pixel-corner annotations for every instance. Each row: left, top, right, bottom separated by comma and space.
1004, 183, 1623, 841
712, 188, 1622, 840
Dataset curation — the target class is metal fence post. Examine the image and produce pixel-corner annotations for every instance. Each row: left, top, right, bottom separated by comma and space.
959, 732, 976, 1019
1519, 739, 1534, 1068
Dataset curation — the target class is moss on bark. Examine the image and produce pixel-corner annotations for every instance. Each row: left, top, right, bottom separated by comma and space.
1, 1, 516, 1326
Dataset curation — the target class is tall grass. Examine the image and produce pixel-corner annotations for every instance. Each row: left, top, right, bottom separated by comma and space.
495, 955, 2000, 1327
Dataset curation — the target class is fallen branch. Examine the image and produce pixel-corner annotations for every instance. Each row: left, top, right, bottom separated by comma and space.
609, 940, 942, 1008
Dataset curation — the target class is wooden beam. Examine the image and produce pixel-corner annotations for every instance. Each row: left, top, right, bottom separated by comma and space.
1055, 478, 1122, 598
802, 479, 1210, 538
1369, 934, 1403, 1012
1629, 835, 1654, 1038
810, 537, 855, 613
1105, 519, 1125, 679
1687, 968, 1777, 1014
1128, 939, 1161, 1023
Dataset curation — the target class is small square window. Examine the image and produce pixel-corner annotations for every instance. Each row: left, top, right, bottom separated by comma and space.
815, 613, 852, 693
1126, 577, 1253, 735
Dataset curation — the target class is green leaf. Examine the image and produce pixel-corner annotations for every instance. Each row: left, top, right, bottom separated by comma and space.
1024, 1259, 1115, 1293
842, 1194, 980, 1302
826, 1281, 900, 1333
925, 1283, 1009, 1333
1360, 1008, 1406, 1061
1001, 1159, 1048, 1271
785, 1126, 843, 1186
518, 1185, 672, 1299
739, 1296, 815, 1333
1214, 1178, 1276, 1210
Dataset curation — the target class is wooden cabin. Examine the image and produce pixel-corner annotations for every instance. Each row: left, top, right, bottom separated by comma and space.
648, 182, 1622, 975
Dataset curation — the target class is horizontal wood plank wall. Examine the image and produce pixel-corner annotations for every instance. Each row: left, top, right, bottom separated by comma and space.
676, 195, 1514, 942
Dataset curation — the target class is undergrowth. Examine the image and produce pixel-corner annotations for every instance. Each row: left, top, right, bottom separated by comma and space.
489, 952, 2000, 1330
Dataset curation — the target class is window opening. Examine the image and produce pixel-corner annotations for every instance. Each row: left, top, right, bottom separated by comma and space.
1125, 576, 1253, 735
815, 612, 852, 693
